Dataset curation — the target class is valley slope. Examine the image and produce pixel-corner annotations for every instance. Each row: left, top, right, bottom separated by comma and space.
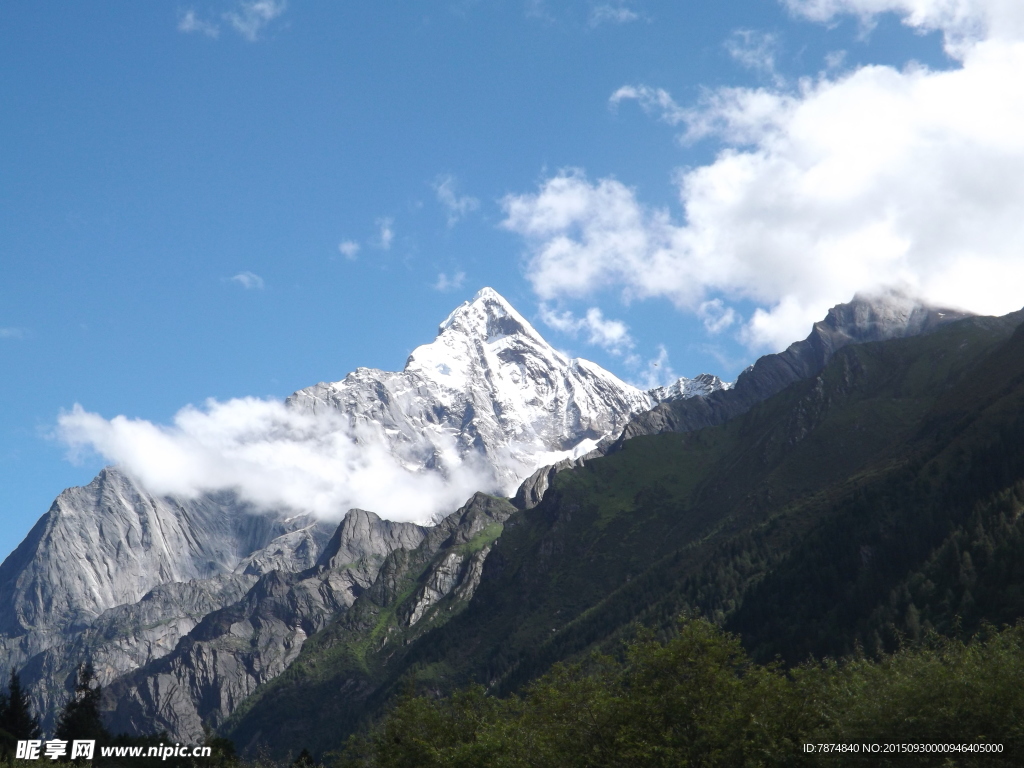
221, 307, 1024, 758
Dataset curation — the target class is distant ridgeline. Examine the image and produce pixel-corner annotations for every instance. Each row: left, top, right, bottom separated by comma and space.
5, 290, 1024, 763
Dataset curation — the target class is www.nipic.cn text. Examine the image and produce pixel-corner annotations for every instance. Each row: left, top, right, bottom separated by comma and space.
16, 739, 214, 760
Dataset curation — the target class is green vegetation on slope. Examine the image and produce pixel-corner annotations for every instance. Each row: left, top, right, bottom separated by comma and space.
339, 617, 1024, 768
225, 312, 1024, 758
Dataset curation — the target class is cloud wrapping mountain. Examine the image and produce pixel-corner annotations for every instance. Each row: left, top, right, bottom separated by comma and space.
56, 289, 654, 524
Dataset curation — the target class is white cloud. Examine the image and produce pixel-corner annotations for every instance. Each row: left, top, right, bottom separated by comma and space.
697, 299, 738, 334
57, 400, 496, 524
433, 271, 466, 292
338, 240, 360, 260
631, 345, 677, 389
506, 6, 1024, 351
0, 327, 26, 339
725, 30, 784, 84
610, 85, 688, 126
538, 305, 635, 354
231, 271, 265, 290
178, 10, 220, 38
784, 0, 1024, 58
224, 0, 287, 42
589, 4, 642, 27
376, 217, 395, 250
824, 50, 848, 70
434, 175, 480, 226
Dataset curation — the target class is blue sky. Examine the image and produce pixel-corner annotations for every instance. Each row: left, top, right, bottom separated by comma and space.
4, 0, 1023, 559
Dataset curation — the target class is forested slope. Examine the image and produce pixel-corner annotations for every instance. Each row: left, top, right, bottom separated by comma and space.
224, 310, 1024, 758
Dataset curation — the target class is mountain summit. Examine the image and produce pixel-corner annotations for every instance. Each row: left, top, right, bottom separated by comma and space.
0, 287, 676, 731
288, 287, 655, 493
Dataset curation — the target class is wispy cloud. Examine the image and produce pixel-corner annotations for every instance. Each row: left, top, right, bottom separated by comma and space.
224, 0, 287, 42
376, 217, 395, 250
724, 29, 784, 85
631, 345, 677, 389
338, 240, 360, 260
178, 1, 286, 42
697, 299, 738, 335
178, 10, 220, 38
433, 272, 466, 292
433, 175, 480, 226
609, 85, 687, 126
589, 4, 643, 27
0, 327, 26, 340
538, 305, 634, 355
231, 271, 265, 290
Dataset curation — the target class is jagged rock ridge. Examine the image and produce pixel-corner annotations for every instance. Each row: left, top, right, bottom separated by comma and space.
615, 291, 972, 445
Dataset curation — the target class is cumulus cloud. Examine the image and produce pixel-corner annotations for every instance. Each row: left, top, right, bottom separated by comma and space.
338, 240, 360, 260
538, 305, 635, 354
506, 1, 1024, 350
224, 0, 286, 42
784, 0, 1024, 58
178, 10, 220, 38
57, 400, 496, 523
434, 175, 480, 226
231, 271, 265, 290
376, 217, 395, 250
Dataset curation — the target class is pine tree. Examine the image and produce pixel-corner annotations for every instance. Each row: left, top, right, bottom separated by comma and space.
0, 669, 41, 758
55, 662, 110, 744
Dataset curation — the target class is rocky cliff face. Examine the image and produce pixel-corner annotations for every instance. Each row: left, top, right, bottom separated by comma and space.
220, 493, 518, 755
104, 495, 514, 744
102, 508, 429, 741
0, 467, 335, 732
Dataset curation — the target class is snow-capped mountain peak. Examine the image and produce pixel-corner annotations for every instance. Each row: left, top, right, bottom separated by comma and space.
290, 287, 653, 494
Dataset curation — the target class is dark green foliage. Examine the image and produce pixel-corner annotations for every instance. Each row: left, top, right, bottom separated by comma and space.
226, 312, 1024, 758
55, 662, 110, 746
0, 669, 41, 760
344, 618, 1023, 768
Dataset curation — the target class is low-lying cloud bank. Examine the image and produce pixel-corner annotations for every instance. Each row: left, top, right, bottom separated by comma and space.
58, 399, 497, 523
504, 0, 1024, 351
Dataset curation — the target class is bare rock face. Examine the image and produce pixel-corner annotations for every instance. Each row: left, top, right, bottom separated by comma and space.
0, 467, 335, 732
101, 502, 503, 743
219, 493, 518, 757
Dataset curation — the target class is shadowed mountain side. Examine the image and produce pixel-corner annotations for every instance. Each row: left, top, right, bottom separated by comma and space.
614, 292, 971, 446
218, 309, 1024, 759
